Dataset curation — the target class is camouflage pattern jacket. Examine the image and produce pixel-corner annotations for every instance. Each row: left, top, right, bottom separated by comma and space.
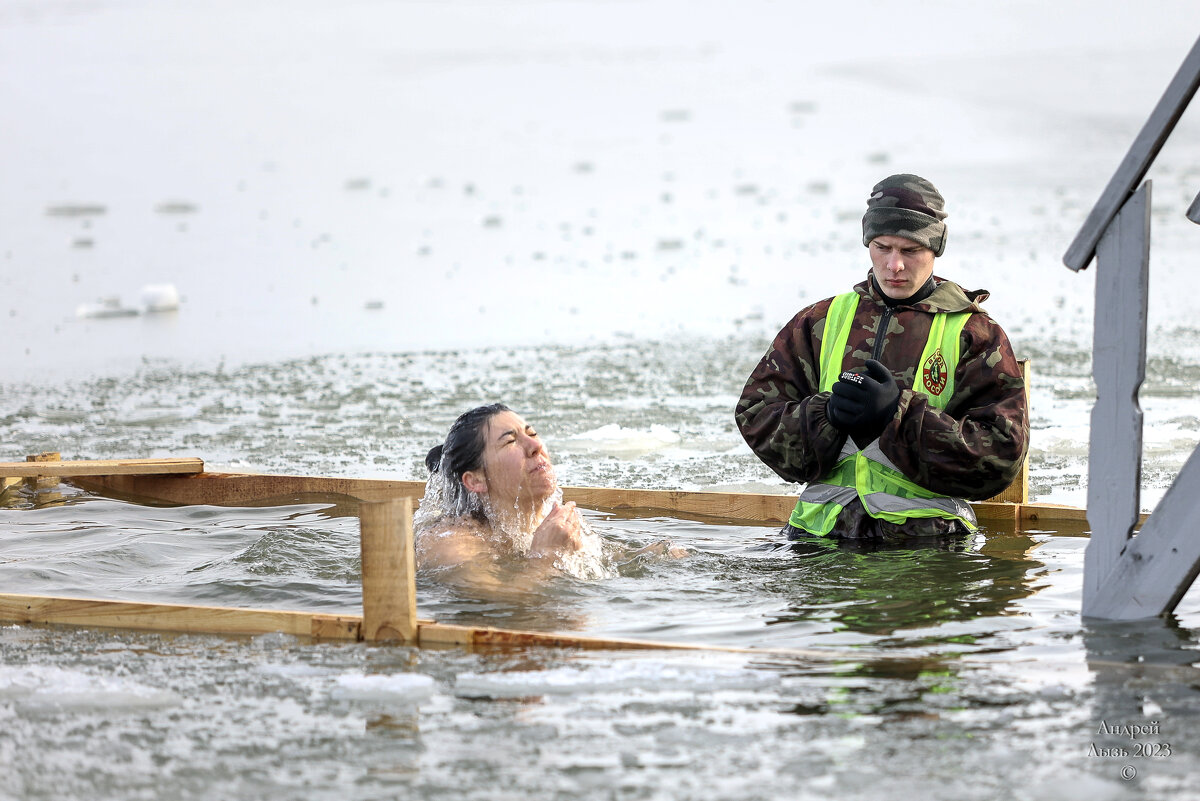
736, 273, 1029, 539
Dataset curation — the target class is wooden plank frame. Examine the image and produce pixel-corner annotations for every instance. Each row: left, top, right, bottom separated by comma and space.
61, 470, 1072, 526
0, 592, 856, 658
0, 454, 857, 653
0, 450, 1081, 650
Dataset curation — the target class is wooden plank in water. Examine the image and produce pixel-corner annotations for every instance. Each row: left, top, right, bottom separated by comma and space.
562, 485, 797, 524
359, 498, 417, 643
1017, 502, 1093, 524
414, 621, 855, 659
69, 470, 1087, 527
0, 593, 361, 640
0, 457, 205, 478
0, 592, 851, 658
564, 486, 1053, 526
71, 471, 426, 506
22, 452, 63, 490
418, 621, 741, 652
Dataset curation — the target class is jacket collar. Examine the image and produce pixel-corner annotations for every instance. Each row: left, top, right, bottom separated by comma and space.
855, 272, 989, 314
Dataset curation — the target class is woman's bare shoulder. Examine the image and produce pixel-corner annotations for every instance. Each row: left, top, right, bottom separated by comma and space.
415, 517, 495, 569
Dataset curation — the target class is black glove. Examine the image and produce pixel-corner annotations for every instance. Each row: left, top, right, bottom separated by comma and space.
826, 359, 900, 438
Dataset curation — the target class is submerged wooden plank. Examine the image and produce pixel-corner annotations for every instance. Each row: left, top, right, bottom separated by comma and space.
1064, 34, 1200, 271
415, 621, 854, 659
0, 457, 204, 478
1084, 183, 1150, 611
417, 621, 707, 651
0, 593, 853, 658
0, 593, 360, 640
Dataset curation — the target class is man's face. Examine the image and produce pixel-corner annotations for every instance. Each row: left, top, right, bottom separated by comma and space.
869, 235, 935, 300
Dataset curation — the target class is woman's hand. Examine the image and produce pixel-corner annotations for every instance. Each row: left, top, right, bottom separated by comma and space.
529, 501, 584, 557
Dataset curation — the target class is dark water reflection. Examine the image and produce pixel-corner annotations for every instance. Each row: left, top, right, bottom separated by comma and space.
764, 531, 1046, 638
1085, 618, 1200, 715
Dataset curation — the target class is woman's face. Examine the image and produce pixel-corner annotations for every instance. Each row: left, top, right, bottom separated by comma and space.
463, 410, 557, 510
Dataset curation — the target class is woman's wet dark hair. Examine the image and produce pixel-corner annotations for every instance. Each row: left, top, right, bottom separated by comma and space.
426, 403, 511, 517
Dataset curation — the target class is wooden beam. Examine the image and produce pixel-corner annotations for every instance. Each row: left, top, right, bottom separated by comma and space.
70, 469, 1085, 526
22, 452, 62, 490
1018, 502, 1094, 525
359, 498, 417, 643
0, 592, 852, 657
1084, 444, 1200, 619
561, 485, 798, 523
412, 621, 809, 654
1064, 34, 1200, 271
70, 471, 425, 506
0, 457, 204, 479
0, 593, 360, 640
416, 621, 713, 651
561, 486, 1050, 526
1084, 183, 1150, 611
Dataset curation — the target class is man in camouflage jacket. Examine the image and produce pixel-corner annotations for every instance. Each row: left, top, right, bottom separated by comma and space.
735, 174, 1029, 540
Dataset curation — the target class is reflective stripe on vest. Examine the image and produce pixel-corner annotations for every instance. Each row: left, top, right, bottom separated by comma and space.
789, 291, 977, 536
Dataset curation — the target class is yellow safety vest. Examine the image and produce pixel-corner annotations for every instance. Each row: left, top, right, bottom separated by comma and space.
789, 291, 978, 536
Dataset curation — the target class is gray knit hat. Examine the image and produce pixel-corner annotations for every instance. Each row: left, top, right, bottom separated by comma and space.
861, 174, 948, 256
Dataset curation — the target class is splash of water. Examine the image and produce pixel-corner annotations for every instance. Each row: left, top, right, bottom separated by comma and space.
413, 472, 613, 580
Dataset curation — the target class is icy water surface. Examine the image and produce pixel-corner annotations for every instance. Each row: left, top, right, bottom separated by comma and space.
4, 336, 1200, 799
3, 485, 1200, 800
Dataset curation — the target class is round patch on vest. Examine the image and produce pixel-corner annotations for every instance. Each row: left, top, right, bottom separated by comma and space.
922, 349, 948, 396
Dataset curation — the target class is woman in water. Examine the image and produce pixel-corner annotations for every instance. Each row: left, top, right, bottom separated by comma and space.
415, 403, 610, 581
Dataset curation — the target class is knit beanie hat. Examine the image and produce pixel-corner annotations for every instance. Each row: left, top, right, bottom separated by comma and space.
861, 174, 948, 256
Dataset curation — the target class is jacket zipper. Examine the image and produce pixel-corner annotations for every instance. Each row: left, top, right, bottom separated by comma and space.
871, 308, 893, 361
